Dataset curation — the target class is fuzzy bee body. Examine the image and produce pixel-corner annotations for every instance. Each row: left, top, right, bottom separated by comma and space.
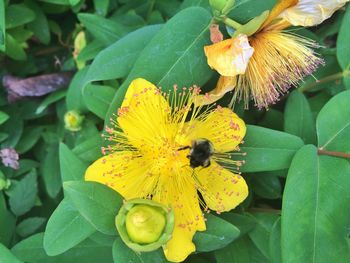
180, 139, 214, 168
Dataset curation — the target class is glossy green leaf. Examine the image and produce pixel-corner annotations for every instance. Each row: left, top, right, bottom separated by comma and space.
0, 0, 4, 51
1, 108, 23, 147
0, 193, 16, 246
44, 199, 95, 256
78, 13, 129, 46
77, 39, 104, 62
106, 6, 212, 124
83, 24, 162, 86
251, 174, 282, 199
284, 91, 317, 144
16, 217, 46, 237
93, 0, 109, 16
16, 126, 43, 154
13, 159, 39, 177
337, 3, 350, 70
25, 0, 50, 44
0, 243, 22, 263
7, 170, 38, 216
72, 134, 103, 162
12, 233, 113, 263
63, 181, 123, 235
317, 90, 350, 152
229, 0, 275, 23
59, 143, 88, 182
269, 217, 281, 263
36, 89, 67, 114
66, 67, 89, 112
4, 33, 26, 60
281, 145, 350, 262
215, 235, 269, 263
220, 213, 256, 237
41, 144, 62, 198
0, 111, 9, 124
193, 213, 240, 252
83, 85, 115, 119
6, 4, 36, 29
112, 238, 167, 263
248, 213, 280, 261
239, 125, 304, 172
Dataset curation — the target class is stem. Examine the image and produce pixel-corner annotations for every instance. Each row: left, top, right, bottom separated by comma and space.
299, 71, 350, 93
317, 149, 350, 159
223, 17, 242, 29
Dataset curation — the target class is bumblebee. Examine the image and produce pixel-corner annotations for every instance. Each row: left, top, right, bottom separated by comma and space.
179, 139, 214, 168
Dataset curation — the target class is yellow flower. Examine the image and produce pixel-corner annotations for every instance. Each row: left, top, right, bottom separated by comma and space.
202, 0, 348, 108
85, 78, 248, 262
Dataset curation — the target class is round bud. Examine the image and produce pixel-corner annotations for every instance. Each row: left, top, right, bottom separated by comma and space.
116, 199, 174, 252
64, 110, 84, 132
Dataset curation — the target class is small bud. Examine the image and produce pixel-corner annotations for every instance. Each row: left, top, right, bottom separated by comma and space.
73, 31, 86, 70
209, 0, 235, 15
116, 198, 174, 252
0, 173, 11, 191
64, 110, 84, 132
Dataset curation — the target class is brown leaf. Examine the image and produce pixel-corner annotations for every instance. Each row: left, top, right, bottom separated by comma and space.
2, 71, 74, 102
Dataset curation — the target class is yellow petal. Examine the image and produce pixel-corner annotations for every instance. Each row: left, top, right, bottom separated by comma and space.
278, 0, 350, 27
153, 171, 205, 262
260, 0, 298, 29
204, 35, 254, 77
194, 76, 236, 106
181, 107, 246, 153
117, 78, 171, 151
196, 161, 248, 212
85, 151, 156, 199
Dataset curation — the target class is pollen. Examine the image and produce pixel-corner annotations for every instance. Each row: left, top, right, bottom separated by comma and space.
233, 29, 324, 109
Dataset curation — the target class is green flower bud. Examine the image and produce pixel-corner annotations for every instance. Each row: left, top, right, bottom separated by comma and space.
0, 174, 10, 191
64, 110, 84, 132
116, 198, 174, 252
209, 0, 235, 15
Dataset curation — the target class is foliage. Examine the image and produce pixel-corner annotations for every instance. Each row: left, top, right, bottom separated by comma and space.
0, 0, 349, 262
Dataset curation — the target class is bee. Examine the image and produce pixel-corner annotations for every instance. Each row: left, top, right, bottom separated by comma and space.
179, 139, 214, 168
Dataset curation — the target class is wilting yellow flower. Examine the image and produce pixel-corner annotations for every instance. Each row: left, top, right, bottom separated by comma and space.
202, 0, 348, 108
85, 78, 248, 262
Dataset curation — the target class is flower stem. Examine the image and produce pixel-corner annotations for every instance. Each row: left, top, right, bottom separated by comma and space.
223, 17, 242, 29
299, 70, 350, 93
317, 149, 350, 159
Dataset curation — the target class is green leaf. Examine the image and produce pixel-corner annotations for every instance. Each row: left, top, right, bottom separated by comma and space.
269, 217, 281, 263
72, 134, 103, 162
63, 181, 123, 235
0, 0, 5, 51
16, 126, 43, 154
93, 0, 109, 16
78, 13, 129, 46
229, 0, 275, 23
12, 233, 113, 263
83, 24, 162, 86
44, 199, 95, 256
16, 217, 46, 237
220, 213, 256, 237
4, 33, 26, 60
337, 3, 350, 70
215, 235, 269, 263
239, 125, 304, 172
248, 213, 280, 261
0, 111, 9, 124
193, 213, 240, 252
281, 145, 350, 262
83, 84, 115, 119
0, 243, 22, 263
7, 170, 38, 216
5, 4, 36, 29
112, 238, 167, 263
1, 108, 23, 147
0, 193, 16, 246
284, 90, 317, 144
36, 89, 67, 114
317, 90, 350, 152
251, 174, 282, 199
25, 0, 50, 44
106, 6, 213, 124
13, 159, 39, 177
66, 67, 89, 111
59, 143, 88, 181
77, 39, 104, 62
41, 144, 62, 198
